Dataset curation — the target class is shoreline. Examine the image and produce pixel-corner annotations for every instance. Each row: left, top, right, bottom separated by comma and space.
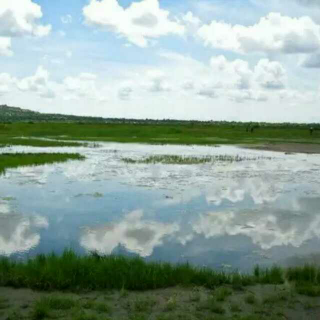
242, 143, 320, 154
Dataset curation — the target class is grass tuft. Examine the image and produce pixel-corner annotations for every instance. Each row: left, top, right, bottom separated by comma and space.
0, 153, 85, 175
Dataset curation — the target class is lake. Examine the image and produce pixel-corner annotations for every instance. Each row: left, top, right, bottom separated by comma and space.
1, 143, 320, 272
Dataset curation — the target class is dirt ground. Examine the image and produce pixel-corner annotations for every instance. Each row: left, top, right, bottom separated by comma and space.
243, 143, 320, 154
1, 284, 320, 320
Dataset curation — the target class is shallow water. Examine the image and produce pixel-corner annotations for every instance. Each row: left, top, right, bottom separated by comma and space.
1, 143, 320, 271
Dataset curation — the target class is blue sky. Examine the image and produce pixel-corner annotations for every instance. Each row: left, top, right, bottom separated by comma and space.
1, 0, 320, 122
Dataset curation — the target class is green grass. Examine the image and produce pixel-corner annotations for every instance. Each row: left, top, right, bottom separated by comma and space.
83, 300, 112, 314
245, 294, 257, 305
0, 250, 319, 298
0, 137, 85, 148
0, 250, 257, 291
214, 287, 233, 302
199, 296, 226, 314
0, 122, 320, 146
122, 154, 272, 165
0, 153, 85, 175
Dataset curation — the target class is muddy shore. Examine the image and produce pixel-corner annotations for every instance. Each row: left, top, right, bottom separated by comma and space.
1, 285, 320, 320
243, 143, 320, 154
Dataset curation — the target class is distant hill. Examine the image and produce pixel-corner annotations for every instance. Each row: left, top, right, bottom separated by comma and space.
0, 104, 318, 127
0, 105, 106, 123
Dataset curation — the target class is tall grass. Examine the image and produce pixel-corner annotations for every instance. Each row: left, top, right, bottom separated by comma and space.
122, 154, 273, 165
0, 153, 85, 175
0, 250, 292, 292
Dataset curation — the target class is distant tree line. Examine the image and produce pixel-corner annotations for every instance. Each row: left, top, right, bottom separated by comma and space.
1, 104, 319, 129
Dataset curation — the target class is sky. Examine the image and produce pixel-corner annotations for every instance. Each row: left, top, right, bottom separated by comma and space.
1, 0, 320, 122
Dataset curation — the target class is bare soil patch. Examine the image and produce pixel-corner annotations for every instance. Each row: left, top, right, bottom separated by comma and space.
1, 285, 320, 320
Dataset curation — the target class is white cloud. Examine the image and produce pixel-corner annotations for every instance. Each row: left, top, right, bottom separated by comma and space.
63, 72, 106, 102
0, 37, 12, 56
118, 85, 133, 100
301, 53, 320, 68
83, 0, 185, 47
254, 59, 287, 90
0, 0, 51, 56
0, 73, 16, 95
61, 14, 73, 24
197, 86, 217, 99
207, 55, 286, 95
17, 66, 56, 99
0, 0, 51, 38
210, 56, 253, 90
198, 12, 320, 54
144, 70, 171, 93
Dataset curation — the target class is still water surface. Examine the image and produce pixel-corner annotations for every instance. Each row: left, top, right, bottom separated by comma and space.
1, 143, 320, 271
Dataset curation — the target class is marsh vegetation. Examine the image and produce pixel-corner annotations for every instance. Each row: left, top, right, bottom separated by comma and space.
122, 154, 273, 165
0, 252, 320, 320
0, 153, 85, 175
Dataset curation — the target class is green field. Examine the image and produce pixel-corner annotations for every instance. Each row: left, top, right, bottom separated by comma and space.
0, 122, 320, 147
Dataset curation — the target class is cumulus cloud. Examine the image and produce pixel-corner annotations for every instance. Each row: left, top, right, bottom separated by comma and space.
80, 210, 179, 257
144, 70, 171, 93
17, 66, 56, 99
0, 0, 51, 38
198, 12, 320, 54
301, 53, 320, 68
210, 56, 253, 90
63, 73, 106, 102
0, 73, 16, 95
254, 59, 287, 89
0, 37, 12, 56
207, 55, 286, 96
197, 86, 217, 99
0, 0, 50, 56
118, 85, 133, 100
83, 0, 185, 47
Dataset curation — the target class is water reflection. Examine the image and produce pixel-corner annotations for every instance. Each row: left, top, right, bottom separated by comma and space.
1, 143, 320, 270
193, 198, 320, 250
0, 201, 48, 255
81, 210, 179, 257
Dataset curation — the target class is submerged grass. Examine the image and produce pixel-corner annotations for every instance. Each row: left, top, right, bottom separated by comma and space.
0, 250, 315, 294
0, 153, 85, 175
122, 154, 273, 165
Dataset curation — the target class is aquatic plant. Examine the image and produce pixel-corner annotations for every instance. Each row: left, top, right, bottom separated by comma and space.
0, 153, 85, 175
122, 154, 273, 165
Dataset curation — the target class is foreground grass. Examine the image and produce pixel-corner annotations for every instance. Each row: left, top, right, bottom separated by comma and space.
122, 154, 272, 165
3, 284, 319, 320
0, 250, 318, 294
1, 252, 320, 319
0, 153, 85, 175
1, 122, 320, 146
